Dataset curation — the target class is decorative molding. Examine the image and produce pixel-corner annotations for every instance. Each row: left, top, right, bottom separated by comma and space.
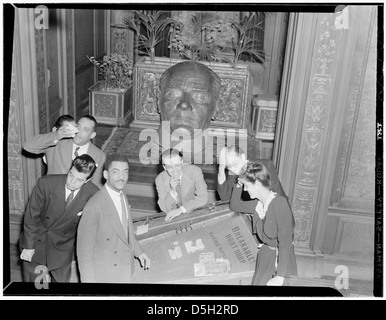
111, 25, 130, 55
35, 26, 48, 133
330, 7, 376, 206
292, 14, 340, 247
334, 217, 374, 259
8, 69, 25, 216
66, 9, 75, 115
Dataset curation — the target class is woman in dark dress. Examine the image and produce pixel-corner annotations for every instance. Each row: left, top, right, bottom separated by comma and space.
230, 162, 297, 286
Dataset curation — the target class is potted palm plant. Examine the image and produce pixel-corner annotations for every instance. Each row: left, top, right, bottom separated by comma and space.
123, 10, 178, 64
87, 53, 134, 125
228, 12, 266, 69
169, 11, 266, 69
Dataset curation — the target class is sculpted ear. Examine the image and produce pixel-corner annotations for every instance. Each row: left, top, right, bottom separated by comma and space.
211, 84, 223, 120
90, 131, 96, 139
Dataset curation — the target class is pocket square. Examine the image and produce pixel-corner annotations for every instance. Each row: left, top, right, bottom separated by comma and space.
77, 211, 83, 216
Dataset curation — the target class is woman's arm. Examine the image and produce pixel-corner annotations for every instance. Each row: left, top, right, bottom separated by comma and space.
229, 184, 258, 214
273, 197, 295, 278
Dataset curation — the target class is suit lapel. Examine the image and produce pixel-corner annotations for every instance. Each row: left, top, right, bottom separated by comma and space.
64, 139, 74, 162
49, 176, 67, 224
56, 183, 89, 226
123, 194, 135, 251
101, 187, 129, 246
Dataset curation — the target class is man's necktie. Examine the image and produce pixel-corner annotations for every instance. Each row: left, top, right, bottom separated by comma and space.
74, 146, 80, 158
65, 190, 75, 209
120, 193, 128, 237
176, 183, 182, 209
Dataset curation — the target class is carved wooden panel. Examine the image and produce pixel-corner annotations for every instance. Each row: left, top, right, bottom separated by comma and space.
336, 219, 374, 259
65, 10, 75, 114
89, 81, 133, 125
46, 9, 63, 129
74, 10, 94, 66
34, 24, 48, 133
8, 67, 25, 216
330, 7, 377, 207
291, 14, 342, 247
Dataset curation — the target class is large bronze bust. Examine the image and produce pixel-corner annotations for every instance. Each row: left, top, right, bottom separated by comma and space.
158, 61, 221, 136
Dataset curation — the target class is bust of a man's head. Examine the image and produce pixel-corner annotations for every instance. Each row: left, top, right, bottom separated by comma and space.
158, 61, 221, 136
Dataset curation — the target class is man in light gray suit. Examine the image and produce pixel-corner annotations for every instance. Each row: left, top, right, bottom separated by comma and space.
76, 153, 151, 283
23, 115, 106, 188
155, 148, 208, 222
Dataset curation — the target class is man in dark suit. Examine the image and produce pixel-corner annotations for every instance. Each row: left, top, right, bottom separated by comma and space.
77, 153, 151, 283
217, 146, 287, 201
23, 115, 106, 188
19, 154, 99, 283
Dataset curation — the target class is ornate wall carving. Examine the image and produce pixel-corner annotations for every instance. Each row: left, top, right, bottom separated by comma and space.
66, 10, 75, 114
292, 15, 339, 247
111, 26, 130, 55
8, 67, 25, 216
330, 8, 376, 206
337, 220, 374, 259
343, 13, 376, 201
35, 27, 48, 133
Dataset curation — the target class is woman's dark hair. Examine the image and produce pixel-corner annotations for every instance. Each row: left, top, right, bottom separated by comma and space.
70, 154, 96, 180
53, 114, 75, 130
240, 162, 271, 188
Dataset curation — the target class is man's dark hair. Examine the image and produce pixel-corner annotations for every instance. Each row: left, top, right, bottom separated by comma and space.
161, 148, 183, 163
53, 114, 75, 130
104, 153, 129, 171
79, 114, 98, 132
70, 154, 97, 180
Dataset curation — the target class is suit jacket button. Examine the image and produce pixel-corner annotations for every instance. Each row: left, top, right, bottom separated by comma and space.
106, 238, 110, 241
46, 217, 49, 219
114, 251, 117, 254
114, 264, 117, 266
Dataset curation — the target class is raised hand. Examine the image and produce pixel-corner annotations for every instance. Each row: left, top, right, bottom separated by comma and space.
169, 176, 180, 192
56, 124, 79, 139
218, 147, 227, 170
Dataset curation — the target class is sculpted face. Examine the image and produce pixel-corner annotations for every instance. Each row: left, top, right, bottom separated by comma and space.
159, 62, 219, 136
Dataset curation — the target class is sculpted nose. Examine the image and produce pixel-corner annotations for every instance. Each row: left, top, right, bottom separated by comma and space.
176, 92, 193, 111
